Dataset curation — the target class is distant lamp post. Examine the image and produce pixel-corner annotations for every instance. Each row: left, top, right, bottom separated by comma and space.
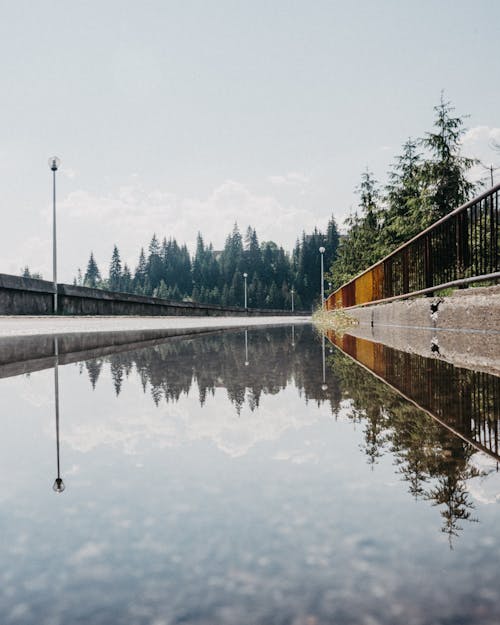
290, 288, 295, 313
52, 338, 65, 493
319, 247, 326, 309
48, 156, 61, 314
243, 272, 248, 310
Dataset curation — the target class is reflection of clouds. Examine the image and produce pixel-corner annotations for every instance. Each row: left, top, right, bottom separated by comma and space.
273, 450, 319, 465
68, 541, 107, 565
468, 454, 500, 505
2, 372, 53, 409
62, 387, 325, 458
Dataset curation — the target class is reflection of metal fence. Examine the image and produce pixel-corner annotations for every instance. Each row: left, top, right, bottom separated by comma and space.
327, 184, 500, 309
327, 331, 500, 460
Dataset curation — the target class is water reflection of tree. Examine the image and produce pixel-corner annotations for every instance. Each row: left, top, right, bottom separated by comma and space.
87, 327, 342, 414
328, 349, 482, 543
81, 326, 494, 542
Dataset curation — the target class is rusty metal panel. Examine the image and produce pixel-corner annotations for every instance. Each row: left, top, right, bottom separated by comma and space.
354, 270, 373, 305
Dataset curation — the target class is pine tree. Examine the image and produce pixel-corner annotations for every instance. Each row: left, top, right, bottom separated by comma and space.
420, 95, 479, 221
147, 234, 164, 290
109, 245, 122, 291
383, 138, 425, 250
134, 248, 147, 292
84, 252, 101, 288
328, 171, 382, 289
121, 263, 132, 292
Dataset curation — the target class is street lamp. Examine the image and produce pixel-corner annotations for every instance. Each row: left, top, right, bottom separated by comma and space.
290, 288, 295, 313
243, 272, 248, 310
48, 156, 61, 314
319, 246, 326, 309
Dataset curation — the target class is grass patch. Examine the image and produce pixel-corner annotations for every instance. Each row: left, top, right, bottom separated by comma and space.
312, 307, 358, 333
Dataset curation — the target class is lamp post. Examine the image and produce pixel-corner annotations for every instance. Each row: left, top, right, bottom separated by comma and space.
243, 272, 248, 310
52, 338, 65, 493
319, 246, 325, 309
48, 156, 61, 314
290, 288, 295, 313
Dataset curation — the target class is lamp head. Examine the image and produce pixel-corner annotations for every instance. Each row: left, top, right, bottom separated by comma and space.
48, 156, 61, 171
243, 272, 248, 278
52, 477, 65, 493
319, 247, 325, 254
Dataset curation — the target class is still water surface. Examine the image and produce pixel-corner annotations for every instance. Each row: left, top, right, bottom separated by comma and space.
0, 325, 499, 625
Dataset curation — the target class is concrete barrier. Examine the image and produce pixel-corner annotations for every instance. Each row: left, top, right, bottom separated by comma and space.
0, 272, 307, 317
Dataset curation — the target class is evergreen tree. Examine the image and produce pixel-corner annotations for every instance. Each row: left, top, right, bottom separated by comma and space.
147, 233, 164, 290
134, 248, 147, 292
420, 95, 479, 222
121, 263, 132, 292
383, 138, 426, 250
84, 252, 101, 288
328, 171, 382, 289
109, 245, 122, 291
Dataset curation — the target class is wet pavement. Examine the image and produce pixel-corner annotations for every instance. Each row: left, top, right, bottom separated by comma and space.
0, 325, 499, 624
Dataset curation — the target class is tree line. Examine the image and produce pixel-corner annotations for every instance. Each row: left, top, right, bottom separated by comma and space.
76, 219, 340, 310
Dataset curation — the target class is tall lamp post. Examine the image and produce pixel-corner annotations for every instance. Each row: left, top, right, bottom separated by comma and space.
290, 288, 295, 313
48, 156, 61, 314
243, 272, 248, 310
319, 246, 326, 309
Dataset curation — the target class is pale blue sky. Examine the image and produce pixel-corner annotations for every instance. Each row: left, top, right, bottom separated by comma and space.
1, 0, 499, 280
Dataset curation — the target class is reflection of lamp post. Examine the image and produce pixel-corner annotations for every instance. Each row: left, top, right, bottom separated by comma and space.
321, 333, 328, 392
48, 156, 61, 314
290, 288, 295, 313
243, 273, 248, 310
291, 325, 295, 347
244, 329, 249, 366
319, 247, 325, 309
52, 338, 65, 493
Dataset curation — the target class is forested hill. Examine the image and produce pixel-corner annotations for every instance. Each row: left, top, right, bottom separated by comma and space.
74, 220, 340, 311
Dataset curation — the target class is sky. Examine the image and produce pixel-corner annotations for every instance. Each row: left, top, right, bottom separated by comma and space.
1, 0, 499, 282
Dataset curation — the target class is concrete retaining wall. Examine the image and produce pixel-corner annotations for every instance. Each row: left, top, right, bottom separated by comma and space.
0, 273, 305, 317
346, 285, 500, 333
340, 285, 500, 375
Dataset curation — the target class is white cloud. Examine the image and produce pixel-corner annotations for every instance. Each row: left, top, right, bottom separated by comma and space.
461, 126, 500, 185
62, 168, 77, 180
268, 171, 310, 186
462, 125, 500, 146
0, 235, 51, 278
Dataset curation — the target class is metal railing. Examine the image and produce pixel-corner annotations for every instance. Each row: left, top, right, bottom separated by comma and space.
326, 184, 500, 309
